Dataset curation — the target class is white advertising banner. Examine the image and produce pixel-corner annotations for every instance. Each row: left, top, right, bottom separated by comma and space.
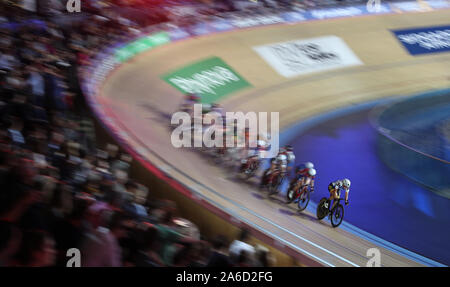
253, 36, 363, 78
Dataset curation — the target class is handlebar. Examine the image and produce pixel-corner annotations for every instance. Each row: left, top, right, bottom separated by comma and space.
338, 198, 349, 205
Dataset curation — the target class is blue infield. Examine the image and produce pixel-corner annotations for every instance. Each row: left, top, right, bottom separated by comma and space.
279, 93, 450, 266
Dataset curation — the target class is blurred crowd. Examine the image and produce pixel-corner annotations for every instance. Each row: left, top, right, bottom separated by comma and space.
0, 0, 277, 267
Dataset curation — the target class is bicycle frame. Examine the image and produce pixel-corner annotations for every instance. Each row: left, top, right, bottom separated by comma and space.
293, 184, 308, 200
328, 198, 345, 212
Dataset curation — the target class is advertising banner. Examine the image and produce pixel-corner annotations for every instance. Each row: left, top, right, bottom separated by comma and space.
115, 32, 170, 62
162, 57, 251, 103
191, 22, 212, 36
389, 1, 432, 12
392, 25, 450, 55
209, 19, 234, 32
306, 7, 365, 20
168, 27, 191, 41
253, 36, 362, 78
425, 0, 450, 9
230, 14, 286, 29
281, 11, 308, 23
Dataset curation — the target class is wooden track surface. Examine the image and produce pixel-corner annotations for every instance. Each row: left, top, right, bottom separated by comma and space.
100, 10, 450, 266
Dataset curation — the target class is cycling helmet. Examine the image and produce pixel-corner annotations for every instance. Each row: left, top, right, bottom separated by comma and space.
308, 168, 316, 177
304, 162, 314, 169
342, 178, 351, 188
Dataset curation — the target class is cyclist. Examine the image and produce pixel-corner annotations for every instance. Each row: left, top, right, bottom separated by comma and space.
284, 145, 296, 172
237, 127, 261, 162
184, 93, 200, 105
327, 178, 351, 212
177, 93, 200, 121
261, 146, 294, 186
242, 139, 267, 169
272, 145, 296, 173
290, 162, 316, 193
295, 162, 315, 177
303, 168, 316, 188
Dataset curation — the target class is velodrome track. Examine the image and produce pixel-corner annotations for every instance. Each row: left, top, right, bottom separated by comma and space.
96, 9, 450, 266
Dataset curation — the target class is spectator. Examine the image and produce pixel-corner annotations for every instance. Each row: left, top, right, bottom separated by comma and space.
172, 241, 206, 267
229, 228, 256, 265
255, 245, 275, 267
81, 211, 126, 267
0, 221, 22, 266
135, 223, 165, 267
124, 181, 148, 220
0, 48, 19, 71
12, 230, 56, 267
0, 0, 286, 268
206, 235, 233, 267
236, 250, 252, 267
155, 208, 183, 266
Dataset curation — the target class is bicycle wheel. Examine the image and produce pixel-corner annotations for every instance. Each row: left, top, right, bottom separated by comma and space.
245, 161, 259, 179
331, 204, 344, 228
269, 174, 282, 195
297, 189, 310, 212
286, 186, 297, 203
260, 169, 270, 188
316, 197, 329, 220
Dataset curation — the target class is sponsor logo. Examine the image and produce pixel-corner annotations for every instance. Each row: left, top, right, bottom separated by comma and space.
231, 15, 285, 28
169, 27, 190, 40
162, 57, 251, 103
210, 19, 234, 31
392, 25, 450, 55
282, 12, 307, 22
389, 1, 431, 12
253, 36, 362, 78
309, 7, 363, 19
115, 32, 170, 62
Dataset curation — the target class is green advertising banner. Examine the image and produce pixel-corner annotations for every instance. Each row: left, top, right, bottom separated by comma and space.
115, 32, 170, 62
162, 57, 251, 103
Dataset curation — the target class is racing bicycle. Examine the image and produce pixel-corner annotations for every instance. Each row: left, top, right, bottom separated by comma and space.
239, 156, 261, 179
261, 168, 286, 195
316, 197, 346, 228
286, 180, 311, 211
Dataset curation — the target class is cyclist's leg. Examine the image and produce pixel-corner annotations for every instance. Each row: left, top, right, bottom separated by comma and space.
296, 176, 306, 192
280, 164, 287, 182
247, 155, 257, 169
268, 158, 276, 173
327, 184, 334, 202
330, 191, 340, 211
280, 162, 287, 173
